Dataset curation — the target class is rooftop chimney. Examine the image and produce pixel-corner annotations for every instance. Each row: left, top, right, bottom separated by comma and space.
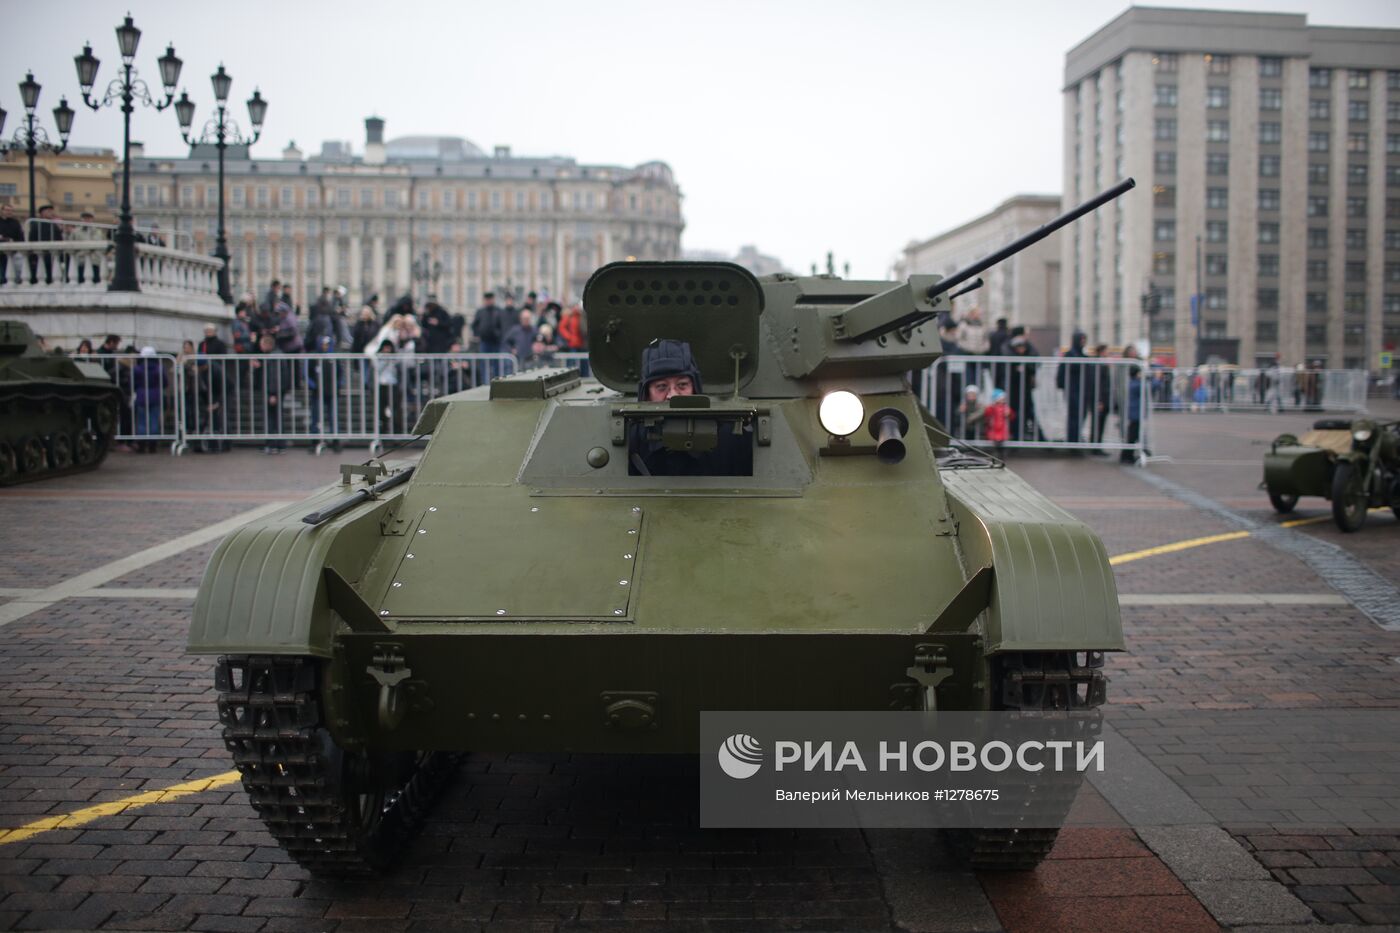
282, 140, 303, 161
365, 116, 386, 165
128, 141, 145, 159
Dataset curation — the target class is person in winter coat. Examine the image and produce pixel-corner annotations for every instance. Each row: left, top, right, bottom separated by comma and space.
1120, 365, 1144, 464
131, 346, 165, 453
350, 307, 380, 353
958, 384, 985, 441
984, 388, 1012, 452
420, 301, 455, 354
503, 309, 538, 366
470, 292, 504, 353
557, 304, 585, 351
1055, 330, 1090, 445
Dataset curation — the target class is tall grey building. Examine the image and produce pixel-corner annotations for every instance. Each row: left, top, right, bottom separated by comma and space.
127, 117, 684, 309
1064, 7, 1400, 368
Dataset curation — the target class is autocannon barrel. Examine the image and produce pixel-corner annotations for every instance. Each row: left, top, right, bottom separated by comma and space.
926, 178, 1136, 302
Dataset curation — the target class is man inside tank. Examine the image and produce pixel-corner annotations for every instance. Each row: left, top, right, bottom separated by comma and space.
629, 338, 753, 476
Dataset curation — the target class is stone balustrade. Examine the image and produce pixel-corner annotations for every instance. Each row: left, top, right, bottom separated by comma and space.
0, 241, 222, 299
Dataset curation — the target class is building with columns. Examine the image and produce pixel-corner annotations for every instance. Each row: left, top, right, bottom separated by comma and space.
1064, 7, 1400, 368
125, 117, 684, 310
896, 194, 1062, 342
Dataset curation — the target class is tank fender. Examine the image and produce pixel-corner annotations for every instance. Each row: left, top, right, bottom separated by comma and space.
189, 484, 401, 657
941, 468, 1123, 653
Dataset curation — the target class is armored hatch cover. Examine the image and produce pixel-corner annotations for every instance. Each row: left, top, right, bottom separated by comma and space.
583, 261, 764, 397
376, 498, 643, 621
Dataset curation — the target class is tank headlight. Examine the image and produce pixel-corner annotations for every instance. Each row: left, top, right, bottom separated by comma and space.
1353, 428, 1372, 442
819, 390, 864, 437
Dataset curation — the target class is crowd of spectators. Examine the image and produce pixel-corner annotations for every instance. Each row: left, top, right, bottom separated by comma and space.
933, 305, 1145, 462
60, 282, 592, 454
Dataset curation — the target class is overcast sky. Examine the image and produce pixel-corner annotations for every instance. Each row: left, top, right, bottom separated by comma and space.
11, 0, 1400, 279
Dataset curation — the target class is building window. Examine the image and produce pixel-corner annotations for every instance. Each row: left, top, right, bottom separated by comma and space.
1309, 98, 1330, 120
490, 190, 502, 211
1207, 153, 1229, 176
1309, 228, 1329, 249
1391, 198, 1400, 219
307, 188, 318, 208
1386, 294, 1400, 312
1153, 252, 1175, 275
1153, 184, 1175, 207
1347, 196, 1366, 218
1308, 163, 1329, 185
1259, 122, 1282, 144
1260, 154, 1281, 177
1349, 100, 1369, 122
1306, 324, 1327, 344
1308, 132, 1330, 153
1349, 163, 1369, 185
1155, 118, 1177, 141
1348, 69, 1370, 90
1258, 289, 1279, 311
1307, 293, 1328, 313
1345, 293, 1366, 314
1207, 187, 1229, 209
1348, 133, 1368, 154
1256, 321, 1278, 341
1207, 220, 1228, 242
1154, 84, 1178, 107
1347, 229, 1367, 250
515, 191, 526, 211
1259, 188, 1280, 211
1206, 54, 1231, 75
1154, 220, 1176, 242
1390, 102, 1400, 123
1150, 319, 1175, 343
1259, 253, 1280, 278
336, 188, 350, 207
1346, 261, 1366, 282
1310, 68, 1332, 89
255, 186, 268, 208
1206, 86, 1230, 109
1388, 263, 1400, 283
1206, 287, 1227, 310
1260, 56, 1283, 78
360, 189, 374, 208
1308, 260, 1329, 281
1154, 151, 1177, 175
231, 187, 244, 207
1258, 222, 1280, 244
385, 189, 399, 208
1154, 52, 1178, 73
1307, 195, 1329, 217
1207, 120, 1230, 142
1389, 135, 1400, 155
1206, 253, 1228, 275
1391, 71, 1400, 91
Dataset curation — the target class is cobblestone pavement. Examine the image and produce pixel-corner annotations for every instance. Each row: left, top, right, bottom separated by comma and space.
0, 403, 1397, 931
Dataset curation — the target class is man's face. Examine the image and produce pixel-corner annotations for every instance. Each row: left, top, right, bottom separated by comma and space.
40, 207, 54, 219
1, 206, 12, 220
646, 374, 694, 402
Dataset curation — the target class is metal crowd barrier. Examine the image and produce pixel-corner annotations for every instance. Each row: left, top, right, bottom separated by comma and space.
76, 352, 182, 451
1146, 366, 1369, 413
922, 354, 1152, 462
75, 352, 515, 454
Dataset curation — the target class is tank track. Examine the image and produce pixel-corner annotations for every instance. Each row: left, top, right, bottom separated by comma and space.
0, 386, 121, 486
960, 650, 1107, 871
215, 655, 459, 878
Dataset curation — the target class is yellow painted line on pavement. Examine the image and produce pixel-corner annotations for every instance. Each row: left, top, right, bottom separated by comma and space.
0, 771, 241, 845
1108, 530, 1252, 566
1281, 507, 1387, 529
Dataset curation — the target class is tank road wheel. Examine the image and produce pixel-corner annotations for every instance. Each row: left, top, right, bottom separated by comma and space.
74, 431, 100, 466
949, 651, 1107, 871
93, 401, 117, 438
1331, 462, 1367, 533
18, 436, 46, 474
1391, 478, 1400, 521
215, 656, 459, 878
1267, 489, 1298, 514
47, 433, 74, 471
0, 442, 16, 483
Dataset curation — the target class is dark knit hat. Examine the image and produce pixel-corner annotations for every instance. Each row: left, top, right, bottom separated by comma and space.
637, 338, 703, 399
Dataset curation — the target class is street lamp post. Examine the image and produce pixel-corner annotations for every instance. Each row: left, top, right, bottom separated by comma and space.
412, 250, 441, 305
1, 73, 75, 220
73, 15, 182, 292
173, 66, 266, 305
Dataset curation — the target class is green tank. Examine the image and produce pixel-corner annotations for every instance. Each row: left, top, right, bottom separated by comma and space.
190, 181, 1134, 877
0, 320, 122, 485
